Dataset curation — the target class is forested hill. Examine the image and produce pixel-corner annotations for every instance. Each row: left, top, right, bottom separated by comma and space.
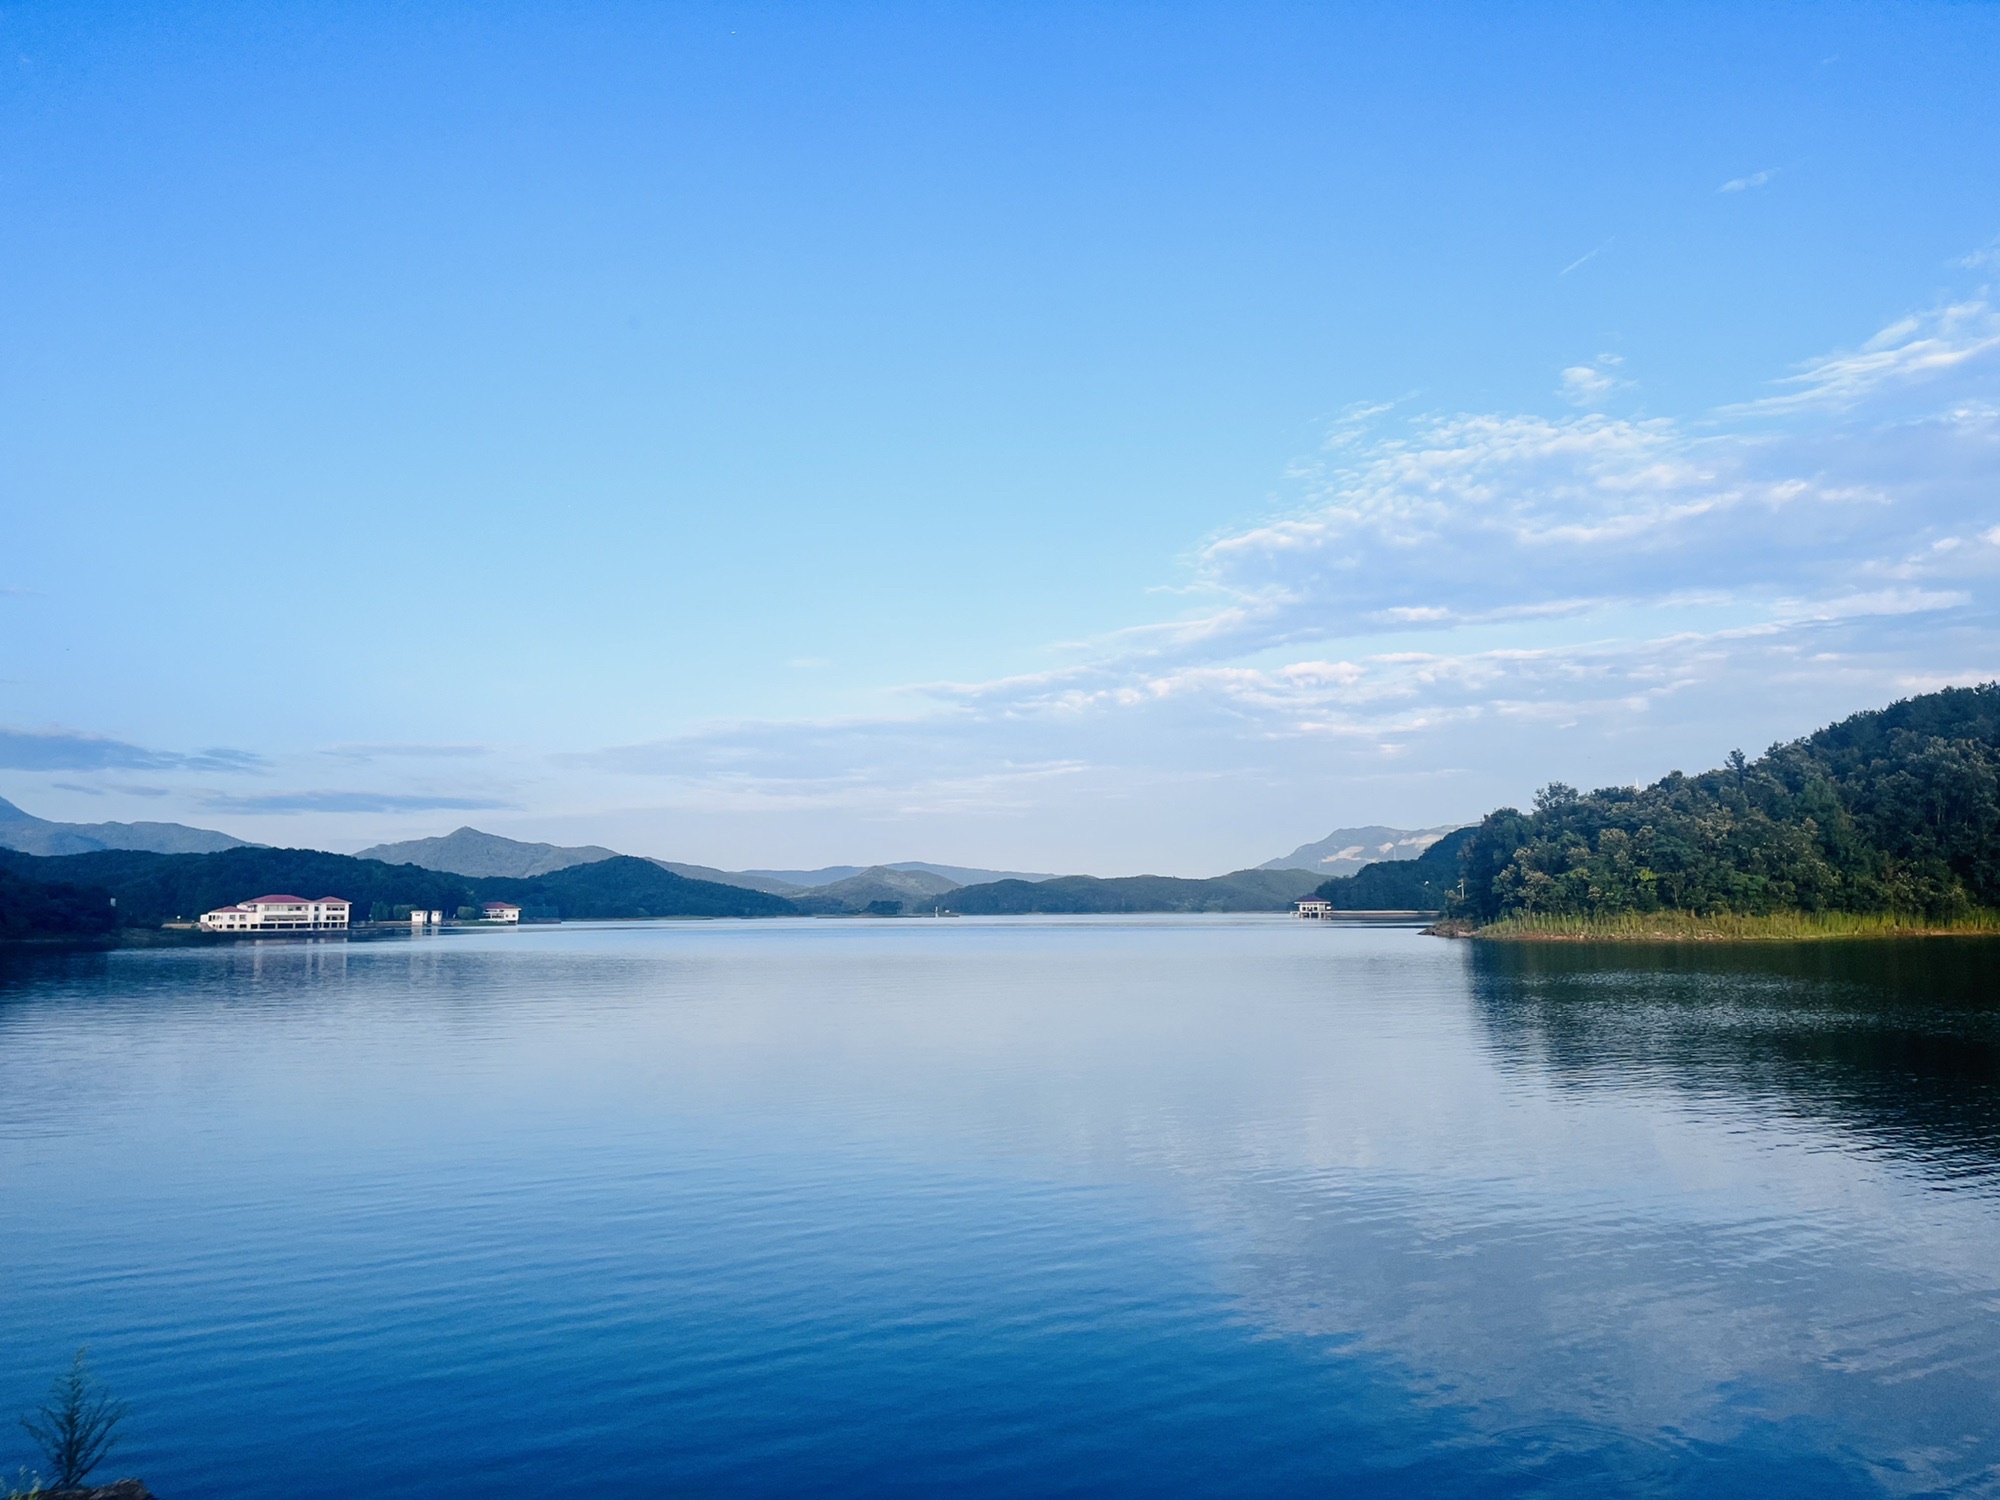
0, 848, 795, 929
0, 863, 119, 939
1448, 683, 2000, 926
479, 857, 795, 919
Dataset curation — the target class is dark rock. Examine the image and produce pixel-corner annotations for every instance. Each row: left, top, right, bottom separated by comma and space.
44, 1482, 155, 1500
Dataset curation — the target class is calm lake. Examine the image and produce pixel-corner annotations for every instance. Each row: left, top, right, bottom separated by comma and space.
3, 917, 1998, 1497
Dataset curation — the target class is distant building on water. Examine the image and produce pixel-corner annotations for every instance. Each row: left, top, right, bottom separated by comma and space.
481, 902, 522, 923
201, 895, 351, 932
1295, 900, 1334, 919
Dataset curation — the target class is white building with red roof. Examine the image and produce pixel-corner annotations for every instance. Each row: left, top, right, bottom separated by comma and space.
200, 895, 351, 933
481, 902, 522, 923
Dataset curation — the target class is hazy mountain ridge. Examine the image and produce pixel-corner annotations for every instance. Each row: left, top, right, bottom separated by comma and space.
351, 826, 1045, 894
0, 795, 252, 856
790, 866, 964, 915
354, 827, 621, 879
651, 862, 807, 896
1260, 824, 1466, 877
742, 861, 1055, 888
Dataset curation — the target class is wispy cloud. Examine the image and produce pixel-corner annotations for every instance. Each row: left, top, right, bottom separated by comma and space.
1559, 239, 1612, 277
1559, 366, 1617, 403
1720, 168, 1778, 193
1559, 355, 1627, 406
577, 604, 1984, 827
1729, 300, 2000, 414
0, 727, 265, 774
568, 292, 2000, 833
318, 743, 490, 762
1954, 236, 2000, 272
200, 790, 513, 815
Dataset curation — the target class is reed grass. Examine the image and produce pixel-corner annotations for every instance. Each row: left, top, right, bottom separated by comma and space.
1469, 908, 2000, 942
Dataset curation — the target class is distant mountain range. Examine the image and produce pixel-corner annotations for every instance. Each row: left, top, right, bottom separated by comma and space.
789, 865, 964, 915
949, 867, 1323, 915
0, 798, 1462, 925
0, 795, 253, 857
1259, 825, 1466, 878
651, 862, 812, 897
741, 862, 1057, 888
0, 812, 1428, 934
353, 825, 1056, 896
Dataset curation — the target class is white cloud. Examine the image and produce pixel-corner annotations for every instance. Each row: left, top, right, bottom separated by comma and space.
1956, 237, 2000, 272
563, 295, 2000, 868
1560, 365, 1618, 403
1720, 168, 1778, 193
1732, 300, 2000, 414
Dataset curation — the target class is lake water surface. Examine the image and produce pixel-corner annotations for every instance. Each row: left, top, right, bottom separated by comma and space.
3, 917, 1998, 1496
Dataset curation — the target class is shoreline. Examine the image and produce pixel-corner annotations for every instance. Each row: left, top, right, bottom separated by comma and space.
1427, 912, 2000, 943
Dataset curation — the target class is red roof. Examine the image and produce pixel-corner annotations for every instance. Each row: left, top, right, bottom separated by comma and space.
247, 895, 308, 905
318, 896, 350, 905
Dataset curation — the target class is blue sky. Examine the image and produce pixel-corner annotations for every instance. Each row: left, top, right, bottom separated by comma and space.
4, 1, 2000, 874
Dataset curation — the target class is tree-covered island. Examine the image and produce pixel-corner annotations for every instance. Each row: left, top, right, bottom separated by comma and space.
1431, 683, 2000, 939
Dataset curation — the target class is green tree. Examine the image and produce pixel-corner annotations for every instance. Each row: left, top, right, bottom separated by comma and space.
1446, 684, 2000, 926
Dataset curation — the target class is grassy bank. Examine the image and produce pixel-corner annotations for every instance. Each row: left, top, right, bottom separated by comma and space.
1432, 909, 2000, 942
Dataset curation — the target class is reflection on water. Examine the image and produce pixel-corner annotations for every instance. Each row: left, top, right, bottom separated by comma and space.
1470, 939, 2000, 1183
2, 920, 1999, 1497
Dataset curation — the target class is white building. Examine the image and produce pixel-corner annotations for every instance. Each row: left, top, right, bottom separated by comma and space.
481, 902, 522, 923
1295, 899, 1335, 920
201, 895, 351, 932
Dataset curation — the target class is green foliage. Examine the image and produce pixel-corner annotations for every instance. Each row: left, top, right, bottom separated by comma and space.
20, 1349, 124, 1490
477, 857, 798, 920
0, 866, 119, 940
1447, 684, 2000, 927
0, 846, 481, 930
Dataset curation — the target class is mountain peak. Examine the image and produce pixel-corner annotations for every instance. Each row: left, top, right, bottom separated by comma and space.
354, 827, 622, 880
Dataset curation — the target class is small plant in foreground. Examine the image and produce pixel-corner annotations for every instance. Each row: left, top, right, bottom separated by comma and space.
20, 1349, 125, 1490
4, 1464, 46, 1499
